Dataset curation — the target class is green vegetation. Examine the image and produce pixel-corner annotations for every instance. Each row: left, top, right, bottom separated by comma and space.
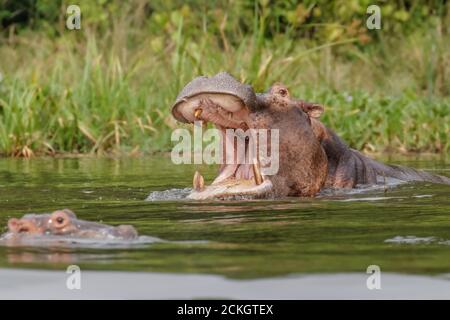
0, 0, 449, 156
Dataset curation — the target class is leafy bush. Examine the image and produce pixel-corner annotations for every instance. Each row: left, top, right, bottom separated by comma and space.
0, 0, 448, 156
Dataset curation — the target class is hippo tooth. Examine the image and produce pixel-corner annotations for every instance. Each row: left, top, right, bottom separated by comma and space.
194, 108, 203, 119
193, 171, 205, 191
252, 158, 263, 185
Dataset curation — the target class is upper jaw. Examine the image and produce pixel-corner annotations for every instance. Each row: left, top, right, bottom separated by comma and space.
171, 72, 258, 123
173, 93, 248, 124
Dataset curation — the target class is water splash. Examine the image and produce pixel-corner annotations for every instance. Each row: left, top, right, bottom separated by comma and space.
0, 233, 163, 249
147, 178, 406, 202
145, 188, 192, 201
319, 177, 406, 197
338, 196, 402, 202
384, 236, 450, 245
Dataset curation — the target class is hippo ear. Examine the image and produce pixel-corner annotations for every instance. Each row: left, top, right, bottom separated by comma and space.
116, 225, 138, 240
62, 209, 77, 219
300, 101, 324, 118
269, 83, 290, 98
7, 218, 20, 233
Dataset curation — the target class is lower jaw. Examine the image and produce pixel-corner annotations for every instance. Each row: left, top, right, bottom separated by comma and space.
189, 154, 272, 200
187, 178, 273, 200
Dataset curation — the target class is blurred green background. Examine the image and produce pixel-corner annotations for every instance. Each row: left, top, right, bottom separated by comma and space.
0, 0, 449, 156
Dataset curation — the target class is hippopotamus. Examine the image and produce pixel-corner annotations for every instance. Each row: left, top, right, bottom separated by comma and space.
171, 72, 450, 199
4, 209, 138, 240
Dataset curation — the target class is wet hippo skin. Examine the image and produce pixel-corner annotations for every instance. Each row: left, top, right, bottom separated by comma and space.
300, 105, 450, 188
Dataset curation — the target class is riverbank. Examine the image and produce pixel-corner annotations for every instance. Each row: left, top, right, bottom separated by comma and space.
0, 150, 448, 160
1, 3, 449, 157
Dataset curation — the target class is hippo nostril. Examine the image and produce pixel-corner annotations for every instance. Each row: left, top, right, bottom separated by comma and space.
18, 227, 29, 233
10, 220, 36, 234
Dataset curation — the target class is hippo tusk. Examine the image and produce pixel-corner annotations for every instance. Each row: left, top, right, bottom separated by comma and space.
252, 157, 263, 185
194, 108, 203, 119
193, 171, 205, 191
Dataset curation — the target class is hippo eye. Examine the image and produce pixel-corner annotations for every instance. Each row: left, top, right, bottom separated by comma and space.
50, 210, 70, 229
278, 88, 288, 97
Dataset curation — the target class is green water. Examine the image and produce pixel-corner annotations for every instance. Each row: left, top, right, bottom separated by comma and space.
0, 155, 449, 279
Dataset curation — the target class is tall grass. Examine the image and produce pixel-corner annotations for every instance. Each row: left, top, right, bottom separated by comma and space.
0, 3, 449, 156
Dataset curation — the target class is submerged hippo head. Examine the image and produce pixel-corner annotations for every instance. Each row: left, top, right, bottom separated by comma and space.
172, 73, 328, 199
6, 209, 138, 240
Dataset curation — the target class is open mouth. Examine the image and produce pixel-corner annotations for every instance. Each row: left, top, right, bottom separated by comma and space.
172, 93, 273, 200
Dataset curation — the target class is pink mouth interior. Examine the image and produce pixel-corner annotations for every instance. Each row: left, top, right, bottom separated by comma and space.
190, 98, 257, 186
174, 93, 271, 198
213, 126, 255, 185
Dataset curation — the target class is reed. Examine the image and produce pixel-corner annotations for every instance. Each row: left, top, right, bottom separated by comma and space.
0, 1, 448, 156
